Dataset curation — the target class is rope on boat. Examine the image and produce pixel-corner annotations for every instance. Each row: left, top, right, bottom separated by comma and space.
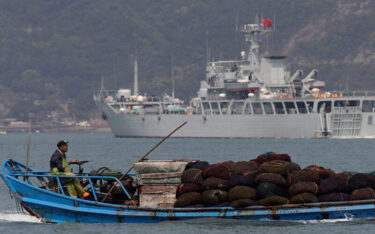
8, 188, 26, 214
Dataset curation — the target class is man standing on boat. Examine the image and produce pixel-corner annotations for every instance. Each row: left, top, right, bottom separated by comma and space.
50, 140, 89, 199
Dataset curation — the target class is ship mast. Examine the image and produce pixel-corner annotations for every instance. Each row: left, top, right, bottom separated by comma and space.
134, 55, 139, 96
171, 55, 175, 100
240, 15, 272, 72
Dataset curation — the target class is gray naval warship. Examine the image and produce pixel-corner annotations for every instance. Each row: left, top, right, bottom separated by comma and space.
94, 17, 375, 138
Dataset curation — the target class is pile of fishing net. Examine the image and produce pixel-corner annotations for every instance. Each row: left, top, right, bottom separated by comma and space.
174, 152, 375, 208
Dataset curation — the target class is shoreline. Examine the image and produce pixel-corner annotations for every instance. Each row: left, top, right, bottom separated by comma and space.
0, 128, 111, 135
0, 124, 111, 134
0, 127, 112, 133
0, 118, 111, 134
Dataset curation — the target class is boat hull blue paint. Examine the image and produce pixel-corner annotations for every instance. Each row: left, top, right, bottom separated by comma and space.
3, 159, 375, 223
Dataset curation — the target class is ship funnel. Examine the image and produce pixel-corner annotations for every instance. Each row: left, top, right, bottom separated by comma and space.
134, 55, 139, 96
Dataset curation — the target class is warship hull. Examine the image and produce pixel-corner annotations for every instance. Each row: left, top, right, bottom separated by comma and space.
96, 101, 375, 138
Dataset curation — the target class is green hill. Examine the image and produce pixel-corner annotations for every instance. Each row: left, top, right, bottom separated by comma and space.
1, 0, 375, 120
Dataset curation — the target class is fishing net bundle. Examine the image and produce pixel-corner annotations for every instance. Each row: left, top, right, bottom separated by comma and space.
349, 187, 375, 201
202, 163, 231, 180
256, 182, 286, 199
287, 182, 319, 197
284, 162, 302, 177
289, 192, 318, 204
230, 199, 257, 208
176, 183, 202, 198
181, 168, 203, 185
174, 192, 202, 207
318, 177, 349, 194
255, 173, 287, 188
287, 170, 320, 185
230, 161, 258, 176
254, 152, 291, 165
305, 165, 333, 180
201, 177, 228, 191
228, 185, 257, 201
172, 152, 375, 209
258, 195, 289, 206
258, 160, 290, 176
201, 189, 228, 206
227, 174, 256, 189
347, 173, 375, 191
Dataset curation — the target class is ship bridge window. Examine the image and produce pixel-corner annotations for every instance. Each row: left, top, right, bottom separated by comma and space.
362, 101, 375, 112
335, 100, 360, 107
220, 102, 229, 115
202, 102, 211, 115
296, 102, 307, 114
273, 102, 285, 114
263, 102, 274, 115
285, 102, 297, 114
252, 102, 263, 115
211, 102, 220, 115
244, 102, 252, 115
317, 101, 332, 113
143, 104, 159, 114
231, 101, 244, 115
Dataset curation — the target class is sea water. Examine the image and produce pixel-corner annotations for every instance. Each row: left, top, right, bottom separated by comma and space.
0, 132, 375, 233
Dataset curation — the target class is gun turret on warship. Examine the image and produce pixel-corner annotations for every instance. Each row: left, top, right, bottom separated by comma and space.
94, 16, 375, 138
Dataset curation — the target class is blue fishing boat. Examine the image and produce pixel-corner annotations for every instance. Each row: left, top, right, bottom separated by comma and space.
2, 159, 375, 223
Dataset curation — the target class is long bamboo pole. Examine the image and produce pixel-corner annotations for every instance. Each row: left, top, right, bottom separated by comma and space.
101, 121, 187, 202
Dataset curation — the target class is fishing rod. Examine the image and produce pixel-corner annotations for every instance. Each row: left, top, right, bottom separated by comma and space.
101, 121, 187, 202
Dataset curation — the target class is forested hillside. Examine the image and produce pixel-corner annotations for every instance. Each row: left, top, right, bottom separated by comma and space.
1, 0, 375, 120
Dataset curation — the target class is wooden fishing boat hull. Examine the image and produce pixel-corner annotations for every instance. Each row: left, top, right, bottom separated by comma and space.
3, 173, 375, 223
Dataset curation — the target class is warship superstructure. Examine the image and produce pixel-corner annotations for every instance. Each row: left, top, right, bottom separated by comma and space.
94, 17, 375, 138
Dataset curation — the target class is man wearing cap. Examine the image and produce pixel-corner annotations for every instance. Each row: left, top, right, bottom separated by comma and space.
50, 140, 89, 199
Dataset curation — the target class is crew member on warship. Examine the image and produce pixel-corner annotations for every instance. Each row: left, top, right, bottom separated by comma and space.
50, 140, 89, 198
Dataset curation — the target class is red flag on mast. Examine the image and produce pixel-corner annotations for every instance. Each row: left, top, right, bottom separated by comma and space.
262, 18, 272, 27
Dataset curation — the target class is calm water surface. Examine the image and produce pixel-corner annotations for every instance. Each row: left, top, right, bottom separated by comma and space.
1, 133, 375, 233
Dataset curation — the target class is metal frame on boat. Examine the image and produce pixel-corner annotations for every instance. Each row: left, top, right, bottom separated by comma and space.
2, 159, 375, 223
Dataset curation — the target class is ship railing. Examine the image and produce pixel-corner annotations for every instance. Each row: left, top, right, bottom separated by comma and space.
207, 60, 249, 73
208, 60, 249, 66
325, 91, 375, 98
7, 171, 132, 202
332, 106, 362, 113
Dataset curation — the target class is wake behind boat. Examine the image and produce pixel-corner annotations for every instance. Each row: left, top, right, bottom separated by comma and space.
94, 16, 375, 139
